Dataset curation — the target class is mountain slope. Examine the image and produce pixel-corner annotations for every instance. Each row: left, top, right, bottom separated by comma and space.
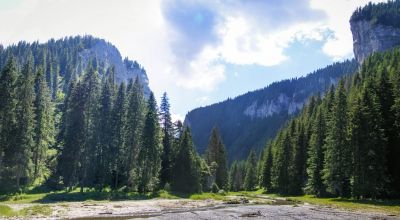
0, 36, 150, 96
185, 60, 357, 161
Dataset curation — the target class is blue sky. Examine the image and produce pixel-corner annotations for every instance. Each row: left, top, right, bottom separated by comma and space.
0, 0, 385, 120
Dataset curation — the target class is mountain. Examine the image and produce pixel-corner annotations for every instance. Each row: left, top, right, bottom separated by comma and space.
351, 0, 400, 64
185, 60, 357, 161
0, 36, 150, 96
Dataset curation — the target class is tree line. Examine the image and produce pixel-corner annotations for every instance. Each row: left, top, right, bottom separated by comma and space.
248, 48, 400, 199
0, 53, 235, 194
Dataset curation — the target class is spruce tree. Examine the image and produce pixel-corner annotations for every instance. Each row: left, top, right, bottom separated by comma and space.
125, 77, 145, 189
0, 58, 18, 188
350, 79, 387, 198
272, 131, 291, 194
80, 66, 100, 189
306, 108, 326, 196
290, 123, 307, 195
159, 92, 173, 188
14, 58, 36, 188
323, 80, 351, 197
96, 77, 114, 187
171, 128, 201, 193
137, 93, 162, 193
244, 149, 257, 191
110, 83, 126, 189
206, 127, 228, 189
261, 144, 273, 192
57, 81, 85, 189
33, 66, 55, 183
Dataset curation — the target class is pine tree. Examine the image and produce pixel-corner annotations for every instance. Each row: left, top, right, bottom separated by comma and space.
306, 108, 326, 196
323, 80, 351, 197
57, 81, 85, 189
110, 83, 126, 189
33, 66, 55, 183
96, 77, 114, 187
261, 144, 273, 192
159, 92, 173, 188
205, 127, 228, 189
171, 128, 201, 193
125, 77, 146, 189
289, 123, 307, 195
244, 149, 257, 191
350, 79, 388, 198
272, 131, 292, 194
0, 58, 22, 190
137, 93, 162, 193
14, 58, 36, 189
80, 66, 100, 190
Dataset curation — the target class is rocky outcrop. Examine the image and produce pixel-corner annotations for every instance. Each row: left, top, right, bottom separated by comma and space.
78, 39, 151, 96
351, 20, 400, 64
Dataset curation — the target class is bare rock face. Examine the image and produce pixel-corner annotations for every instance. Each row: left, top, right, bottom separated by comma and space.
351, 20, 400, 64
78, 39, 151, 97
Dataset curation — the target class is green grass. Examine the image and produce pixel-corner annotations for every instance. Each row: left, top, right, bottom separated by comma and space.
0, 204, 15, 217
0, 204, 52, 217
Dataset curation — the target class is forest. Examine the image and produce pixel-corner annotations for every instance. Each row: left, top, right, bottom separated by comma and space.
1, 45, 400, 201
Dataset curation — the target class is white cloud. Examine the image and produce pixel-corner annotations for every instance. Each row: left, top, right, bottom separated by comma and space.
310, 0, 386, 60
173, 46, 226, 91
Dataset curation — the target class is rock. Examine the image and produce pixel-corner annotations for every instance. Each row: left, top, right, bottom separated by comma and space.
351, 20, 400, 65
77, 38, 151, 97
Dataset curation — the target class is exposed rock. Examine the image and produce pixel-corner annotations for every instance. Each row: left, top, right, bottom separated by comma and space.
77, 39, 150, 97
351, 20, 400, 64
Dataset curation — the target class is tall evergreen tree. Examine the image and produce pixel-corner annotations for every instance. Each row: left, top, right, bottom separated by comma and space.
261, 144, 273, 192
272, 131, 292, 194
125, 77, 145, 189
244, 149, 258, 191
159, 92, 173, 188
14, 58, 36, 188
289, 123, 307, 195
205, 127, 228, 189
323, 80, 351, 197
33, 67, 55, 182
57, 81, 85, 189
350, 79, 388, 198
306, 108, 326, 196
80, 66, 100, 190
171, 128, 201, 193
137, 93, 162, 193
0, 58, 22, 190
96, 77, 114, 187
110, 83, 126, 189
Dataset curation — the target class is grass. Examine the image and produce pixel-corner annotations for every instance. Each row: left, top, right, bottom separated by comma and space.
0, 204, 14, 217
0, 204, 52, 217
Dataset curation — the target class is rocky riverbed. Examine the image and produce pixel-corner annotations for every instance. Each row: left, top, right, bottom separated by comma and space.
3, 197, 399, 220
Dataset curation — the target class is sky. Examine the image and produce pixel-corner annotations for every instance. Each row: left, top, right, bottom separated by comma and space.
0, 0, 386, 121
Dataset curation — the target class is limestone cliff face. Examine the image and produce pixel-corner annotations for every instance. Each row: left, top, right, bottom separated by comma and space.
351, 20, 400, 64
78, 39, 151, 96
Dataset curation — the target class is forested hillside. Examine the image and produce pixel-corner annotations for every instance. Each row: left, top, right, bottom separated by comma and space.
0, 40, 231, 195
255, 48, 400, 198
0, 36, 150, 98
185, 60, 357, 161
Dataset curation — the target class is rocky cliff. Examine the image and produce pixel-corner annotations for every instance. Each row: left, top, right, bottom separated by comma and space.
77, 39, 151, 96
350, 0, 400, 65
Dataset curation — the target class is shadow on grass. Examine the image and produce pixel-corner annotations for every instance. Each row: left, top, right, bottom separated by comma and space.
33, 191, 161, 203
7, 190, 197, 203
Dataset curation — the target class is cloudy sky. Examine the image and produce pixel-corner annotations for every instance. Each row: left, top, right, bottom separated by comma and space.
0, 0, 385, 120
